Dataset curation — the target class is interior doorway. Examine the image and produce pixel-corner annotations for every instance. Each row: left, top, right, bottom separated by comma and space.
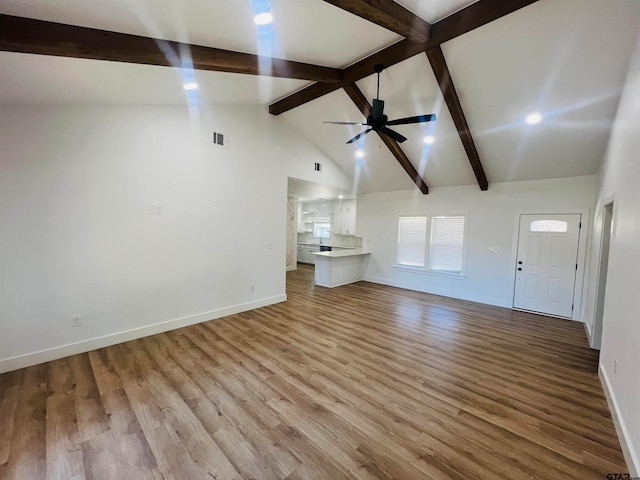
513, 213, 582, 318
591, 202, 614, 350
286, 177, 352, 289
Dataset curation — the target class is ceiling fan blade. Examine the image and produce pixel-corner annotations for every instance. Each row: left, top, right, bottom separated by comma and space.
323, 121, 366, 125
386, 114, 437, 126
372, 99, 385, 120
380, 127, 407, 143
346, 129, 373, 144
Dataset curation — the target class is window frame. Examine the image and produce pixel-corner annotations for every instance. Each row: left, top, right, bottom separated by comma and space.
394, 212, 468, 278
313, 220, 331, 239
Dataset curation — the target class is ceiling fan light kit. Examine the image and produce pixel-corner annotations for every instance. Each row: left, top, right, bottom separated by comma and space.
324, 64, 436, 144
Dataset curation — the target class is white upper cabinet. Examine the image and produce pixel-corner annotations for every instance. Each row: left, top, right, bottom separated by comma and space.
332, 199, 357, 235
334, 199, 356, 213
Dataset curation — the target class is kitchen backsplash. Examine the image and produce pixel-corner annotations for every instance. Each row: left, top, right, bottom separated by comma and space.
297, 232, 363, 248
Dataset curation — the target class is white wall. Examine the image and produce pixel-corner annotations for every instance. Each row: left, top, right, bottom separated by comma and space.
0, 104, 350, 372
583, 31, 640, 475
357, 175, 596, 311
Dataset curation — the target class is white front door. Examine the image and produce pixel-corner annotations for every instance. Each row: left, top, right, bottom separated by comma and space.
513, 214, 582, 318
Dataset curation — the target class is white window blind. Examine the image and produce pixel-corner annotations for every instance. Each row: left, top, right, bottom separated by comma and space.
430, 215, 465, 272
397, 216, 427, 267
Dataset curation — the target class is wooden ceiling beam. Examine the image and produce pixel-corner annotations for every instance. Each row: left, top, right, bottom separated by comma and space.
0, 14, 343, 83
270, 0, 539, 115
343, 83, 429, 194
426, 46, 488, 190
322, 0, 430, 42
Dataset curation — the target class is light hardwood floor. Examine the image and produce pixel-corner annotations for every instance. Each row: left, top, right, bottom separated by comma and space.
0, 264, 627, 479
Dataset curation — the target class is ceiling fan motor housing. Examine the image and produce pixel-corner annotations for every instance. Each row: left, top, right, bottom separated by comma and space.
367, 114, 388, 130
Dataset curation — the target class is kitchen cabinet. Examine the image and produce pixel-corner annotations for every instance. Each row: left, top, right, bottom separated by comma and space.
297, 244, 320, 265
334, 199, 356, 213
309, 247, 319, 264
332, 212, 356, 235
332, 199, 357, 235
314, 250, 370, 288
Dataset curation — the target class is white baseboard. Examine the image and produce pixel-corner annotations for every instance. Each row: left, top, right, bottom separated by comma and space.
363, 275, 510, 308
584, 318, 593, 344
0, 294, 287, 374
286, 265, 297, 271
599, 364, 639, 476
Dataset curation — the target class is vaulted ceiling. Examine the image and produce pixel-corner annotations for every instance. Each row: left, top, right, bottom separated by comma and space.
1, 0, 639, 194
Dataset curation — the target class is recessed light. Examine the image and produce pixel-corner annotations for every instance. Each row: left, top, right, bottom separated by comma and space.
355, 149, 365, 158
338, 195, 344, 200
526, 112, 543, 125
423, 136, 434, 145
254, 12, 273, 25
183, 82, 198, 91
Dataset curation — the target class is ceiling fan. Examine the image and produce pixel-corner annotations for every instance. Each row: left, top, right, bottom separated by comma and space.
324, 63, 436, 144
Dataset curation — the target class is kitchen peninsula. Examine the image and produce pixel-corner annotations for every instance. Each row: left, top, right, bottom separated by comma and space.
312, 249, 370, 288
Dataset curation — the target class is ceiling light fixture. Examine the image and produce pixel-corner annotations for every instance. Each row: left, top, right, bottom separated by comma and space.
254, 12, 273, 25
423, 135, 434, 145
355, 149, 365, 158
183, 82, 198, 90
526, 112, 543, 125
338, 195, 344, 200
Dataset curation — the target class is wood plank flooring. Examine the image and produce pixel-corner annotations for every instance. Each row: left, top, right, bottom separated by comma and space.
0, 264, 627, 479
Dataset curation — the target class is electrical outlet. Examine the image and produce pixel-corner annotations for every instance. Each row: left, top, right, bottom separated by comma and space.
250, 285, 255, 293
71, 316, 82, 327
614, 359, 618, 374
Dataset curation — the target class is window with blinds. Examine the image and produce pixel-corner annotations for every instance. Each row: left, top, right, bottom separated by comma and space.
397, 216, 427, 267
429, 215, 465, 272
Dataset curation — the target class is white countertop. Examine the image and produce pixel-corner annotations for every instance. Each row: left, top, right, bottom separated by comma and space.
297, 242, 358, 249
311, 249, 371, 258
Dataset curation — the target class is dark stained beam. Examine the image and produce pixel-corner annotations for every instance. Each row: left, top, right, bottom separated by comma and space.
270, 0, 539, 114
426, 46, 488, 190
270, 38, 424, 114
270, 39, 422, 115
343, 83, 429, 194
429, 0, 539, 46
323, 0, 431, 42
0, 14, 342, 83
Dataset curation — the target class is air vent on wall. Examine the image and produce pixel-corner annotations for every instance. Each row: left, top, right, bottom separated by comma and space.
314, 162, 322, 172
213, 131, 228, 148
